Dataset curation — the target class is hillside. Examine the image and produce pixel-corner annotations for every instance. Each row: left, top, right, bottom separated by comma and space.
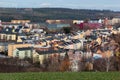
0, 8, 120, 22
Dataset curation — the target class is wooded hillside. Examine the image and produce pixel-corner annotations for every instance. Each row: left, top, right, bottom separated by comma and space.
0, 8, 120, 22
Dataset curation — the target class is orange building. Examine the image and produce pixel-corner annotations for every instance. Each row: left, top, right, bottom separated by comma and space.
8, 43, 32, 57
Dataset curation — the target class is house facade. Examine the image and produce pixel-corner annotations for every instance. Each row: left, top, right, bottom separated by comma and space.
13, 47, 33, 59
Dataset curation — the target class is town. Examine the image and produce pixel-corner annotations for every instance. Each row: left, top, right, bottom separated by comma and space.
0, 18, 120, 72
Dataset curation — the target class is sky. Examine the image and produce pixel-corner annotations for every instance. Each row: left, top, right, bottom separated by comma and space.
0, 0, 120, 11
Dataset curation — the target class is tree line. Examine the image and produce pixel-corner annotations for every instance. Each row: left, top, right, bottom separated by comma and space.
0, 8, 119, 22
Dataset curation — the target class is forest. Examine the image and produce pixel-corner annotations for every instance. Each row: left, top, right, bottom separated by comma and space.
0, 8, 120, 22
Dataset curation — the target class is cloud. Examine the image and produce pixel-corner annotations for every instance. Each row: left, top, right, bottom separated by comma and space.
40, 3, 52, 7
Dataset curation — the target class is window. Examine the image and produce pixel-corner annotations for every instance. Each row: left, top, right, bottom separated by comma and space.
36, 55, 39, 61
9, 36, 12, 40
3, 35, 6, 40
25, 51, 28, 57
16, 51, 19, 57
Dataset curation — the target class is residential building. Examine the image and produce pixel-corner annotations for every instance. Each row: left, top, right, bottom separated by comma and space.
13, 47, 33, 59
33, 48, 66, 64
0, 42, 12, 52
8, 43, 32, 57
111, 18, 120, 25
0, 28, 17, 41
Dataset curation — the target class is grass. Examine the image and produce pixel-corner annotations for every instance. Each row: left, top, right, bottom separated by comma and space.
0, 72, 119, 80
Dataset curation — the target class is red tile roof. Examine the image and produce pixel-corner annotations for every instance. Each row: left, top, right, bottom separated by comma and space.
76, 22, 102, 29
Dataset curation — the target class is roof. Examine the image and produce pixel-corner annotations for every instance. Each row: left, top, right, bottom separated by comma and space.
77, 23, 102, 29
60, 39, 81, 46
1, 22, 22, 25
0, 42, 14, 46
18, 33, 26, 36
0, 31, 16, 34
17, 47, 33, 51
23, 26, 29, 29
18, 26, 23, 29
37, 50, 65, 55
0, 28, 16, 34
36, 48, 65, 55
15, 29, 20, 32
21, 38, 26, 41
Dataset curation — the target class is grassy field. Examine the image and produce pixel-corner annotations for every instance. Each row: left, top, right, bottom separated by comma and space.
0, 72, 119, 80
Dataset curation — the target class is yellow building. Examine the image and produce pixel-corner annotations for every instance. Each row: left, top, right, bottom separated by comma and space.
11, 20, 30, 24
111, 18, 120, 25
8, 43, 32, 57
6, 34, 16, 41
0, 33, 16, 41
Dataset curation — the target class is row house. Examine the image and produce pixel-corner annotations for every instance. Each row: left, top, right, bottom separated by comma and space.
33, 48, 66, 64
0, 28, 17, 41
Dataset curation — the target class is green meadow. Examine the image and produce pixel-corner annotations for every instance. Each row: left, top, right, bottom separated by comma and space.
0, 72, 119, 80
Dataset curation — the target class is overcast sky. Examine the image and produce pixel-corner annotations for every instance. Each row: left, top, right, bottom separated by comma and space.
0, 0, 120, 11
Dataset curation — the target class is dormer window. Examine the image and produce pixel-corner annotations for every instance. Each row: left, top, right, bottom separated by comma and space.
6, 28, 9, 31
